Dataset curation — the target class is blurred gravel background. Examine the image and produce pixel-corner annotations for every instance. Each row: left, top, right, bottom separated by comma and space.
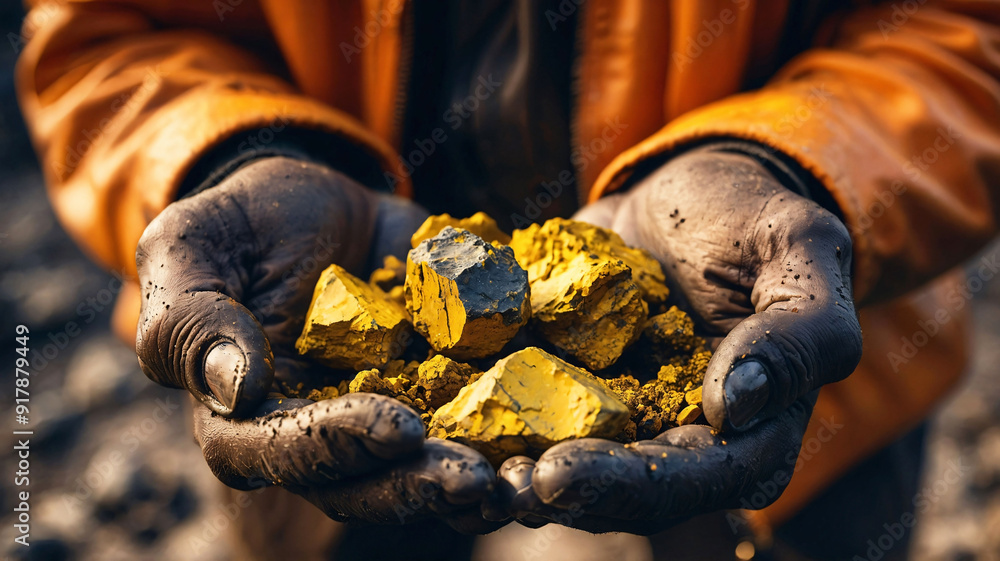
1, 3, 999, 560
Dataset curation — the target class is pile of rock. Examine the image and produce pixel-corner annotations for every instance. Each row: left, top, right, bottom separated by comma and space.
294, 213, 712, 465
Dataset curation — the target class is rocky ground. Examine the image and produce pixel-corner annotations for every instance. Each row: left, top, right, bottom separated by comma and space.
909, 278, 1000, 561
2, 5, 1000, 559
0, 141, 235, 561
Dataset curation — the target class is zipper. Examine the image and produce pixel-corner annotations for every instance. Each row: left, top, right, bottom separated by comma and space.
391, 0, 416, 150
568, 0, 587, 205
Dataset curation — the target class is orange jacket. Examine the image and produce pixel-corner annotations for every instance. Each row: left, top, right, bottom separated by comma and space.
16, 0, 1000, 532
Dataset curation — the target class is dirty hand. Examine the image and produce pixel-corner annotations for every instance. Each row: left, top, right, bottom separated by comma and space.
494, 146, 862, 532
136, 157, 496, 530
193, 395, 497, 532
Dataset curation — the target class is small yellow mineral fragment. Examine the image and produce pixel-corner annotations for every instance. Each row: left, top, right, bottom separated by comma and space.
428, 347, 629, 465
685, 386, 703, 406
405, 227, 530, 359
349, 368, 391, 394
411, 212, 512, 247
369, 255, 407, 291
417, 355, 482, 409
644, 306, 703, 354
295, 264, 411, 370
677, 404, 703, 426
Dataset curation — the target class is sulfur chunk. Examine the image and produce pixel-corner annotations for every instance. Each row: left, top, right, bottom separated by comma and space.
416, 355, 482, 409
369, 255, 407, 291
305, 379, 349, 401
428, 347, 629, 465
386, 285, 406, 308
644, 306, 704, 355
516, 247, 647, 370
349, 369, 392, 395
509, 218, 669, 304
296, 264, 411, 370
685, 386, 703, 407
604, 348, 712, 439
411, 212, 512, 248
382, 359, 422, 381
677, 404, 703, 426
405, 227, 530, 359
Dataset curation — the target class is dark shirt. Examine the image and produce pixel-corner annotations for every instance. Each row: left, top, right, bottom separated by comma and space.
403, 0, 580, 232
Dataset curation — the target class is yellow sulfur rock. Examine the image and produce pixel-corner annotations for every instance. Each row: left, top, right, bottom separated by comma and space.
509, 218, 669, 304
324, 356, 480, 424
685, 386, 703, 406
428, 347, 629, 465
386, 285, 406, 308
305, 379, 349, 401
349, 368, 391, 394
513, 244, 647, 370
677, 404, 703, 426
295, 264, 411, 370
417, 355, 483, 409
411, 212, 512, 248
644, 306, 704, 354
406, 227, 530, 359
369, 255, 407, 291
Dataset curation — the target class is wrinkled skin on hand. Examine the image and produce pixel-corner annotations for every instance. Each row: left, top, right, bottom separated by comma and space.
194, 395, 497, 531
136, 157, 496, 531
493, 148, 863, 533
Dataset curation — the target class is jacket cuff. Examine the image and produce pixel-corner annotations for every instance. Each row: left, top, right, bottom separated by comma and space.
687, 139, 844, 222
178, 128, 396, 200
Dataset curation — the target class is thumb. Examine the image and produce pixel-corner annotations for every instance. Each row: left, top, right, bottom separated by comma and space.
702, 216, 862, 431
135, 195, 274, 417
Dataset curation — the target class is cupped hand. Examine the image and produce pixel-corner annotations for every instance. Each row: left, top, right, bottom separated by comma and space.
193, 394, 497, 532
135, 156, 497, 530
495, 146, 862, 531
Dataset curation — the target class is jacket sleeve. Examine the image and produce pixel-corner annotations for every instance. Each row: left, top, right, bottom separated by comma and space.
15, 0, 405, 276
590, 0, 1000, 305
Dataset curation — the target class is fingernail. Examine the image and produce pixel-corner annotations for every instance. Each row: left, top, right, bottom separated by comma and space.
205, 342, 246, 411
724, 360, 770, 429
